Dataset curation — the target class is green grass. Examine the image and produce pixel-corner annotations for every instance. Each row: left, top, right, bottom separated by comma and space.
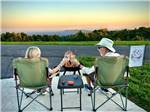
77, 56, 150, 111
77, 56, 95, 67
1, 41, 97, 45
114, 41, 150, 45
127, 64, 150, 111
1, 41, 150, 45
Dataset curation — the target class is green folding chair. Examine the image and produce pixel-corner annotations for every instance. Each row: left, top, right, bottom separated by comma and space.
91, 56, 129, 111
12, 58, 53, 112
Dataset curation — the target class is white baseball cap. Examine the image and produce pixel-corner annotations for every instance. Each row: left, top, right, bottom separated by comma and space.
96, 38, 116, 52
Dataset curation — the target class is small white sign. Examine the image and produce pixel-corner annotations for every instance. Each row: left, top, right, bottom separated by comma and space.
129, 45, 145, 67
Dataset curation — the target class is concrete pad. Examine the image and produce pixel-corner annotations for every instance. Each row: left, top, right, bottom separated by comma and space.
0, 73, 146, 112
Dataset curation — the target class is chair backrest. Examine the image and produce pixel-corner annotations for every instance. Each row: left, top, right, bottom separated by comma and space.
13, 57, 48, 88
95, 56, 129, 86
63, 66, 81, 71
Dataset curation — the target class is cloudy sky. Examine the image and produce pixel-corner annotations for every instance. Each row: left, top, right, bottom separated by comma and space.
1, 0, 150, 32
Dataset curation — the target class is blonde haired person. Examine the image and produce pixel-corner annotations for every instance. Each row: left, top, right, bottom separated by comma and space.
49, 50, 81, 78
25, 46, 63, 95
25, 46, 60, 75
63, 50, 80, 68
25, 46, 41, 58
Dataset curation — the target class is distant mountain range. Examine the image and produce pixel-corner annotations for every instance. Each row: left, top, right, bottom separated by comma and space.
26, 30, 91, 36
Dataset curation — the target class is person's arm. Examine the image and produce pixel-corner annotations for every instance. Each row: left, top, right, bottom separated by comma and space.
48, 68, 53, 73
49, 58, 66, 78
74, 59, 80, 66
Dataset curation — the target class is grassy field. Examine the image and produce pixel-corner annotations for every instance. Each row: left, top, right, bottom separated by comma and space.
127, 64, 150, 111
77, 56, 150, 111
1, 41, 150, 45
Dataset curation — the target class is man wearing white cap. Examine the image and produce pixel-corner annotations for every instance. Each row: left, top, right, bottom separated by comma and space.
81, 38, 120, 95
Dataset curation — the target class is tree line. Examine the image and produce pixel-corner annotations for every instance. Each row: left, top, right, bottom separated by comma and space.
1, 27, 150, 41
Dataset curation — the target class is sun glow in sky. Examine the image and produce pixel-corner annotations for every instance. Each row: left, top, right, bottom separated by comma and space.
1, 0, 150, 32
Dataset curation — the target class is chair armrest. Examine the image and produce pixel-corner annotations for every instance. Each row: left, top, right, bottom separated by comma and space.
14, 68, 18, 80
46, 67, 49, 78
95, 66, 98, 75
124, 66, 130, 80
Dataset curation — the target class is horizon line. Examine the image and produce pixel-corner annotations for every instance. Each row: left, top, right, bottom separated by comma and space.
1, 26, 149, 33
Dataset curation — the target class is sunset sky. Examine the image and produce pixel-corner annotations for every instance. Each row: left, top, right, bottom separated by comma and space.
1, 0, 150, 32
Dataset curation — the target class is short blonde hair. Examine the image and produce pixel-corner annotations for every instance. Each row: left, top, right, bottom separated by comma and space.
25, 46, 41, 59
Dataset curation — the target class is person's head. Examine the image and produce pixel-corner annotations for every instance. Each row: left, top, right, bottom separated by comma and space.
96, 38, 115, 56
25, 46, 41, 59
63, 50, 77, 67
64, 51, 75, 60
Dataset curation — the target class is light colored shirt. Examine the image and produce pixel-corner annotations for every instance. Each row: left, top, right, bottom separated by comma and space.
105, 52, 120, 56
81, 52, 120, 75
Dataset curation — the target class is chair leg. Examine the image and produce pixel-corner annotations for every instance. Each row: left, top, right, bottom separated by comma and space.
60, 89, 63, 111
78, 70, 81, 76
73, 71, 79, 93
73, 71, 76, 75
93, 88, 96, 111
80, 88, 82, 110
109, 87, 128, 111
63, 71, 66, 94
119, 87, 128, 111
49, 86, 53, 111
124, 86, 128, 111
16, 85, 53, 111
63, 71, 66, 76
51, 89, 54, 96
90, 87, 97, 111
16, 87, 21, 112
15, 79, 22, 112
91, 85, 128, 111
77, 70, 81, 94
120, 93, 125, 109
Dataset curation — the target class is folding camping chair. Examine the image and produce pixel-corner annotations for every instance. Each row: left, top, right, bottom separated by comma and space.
13, 58, 53, 112
91, 56, 129, 111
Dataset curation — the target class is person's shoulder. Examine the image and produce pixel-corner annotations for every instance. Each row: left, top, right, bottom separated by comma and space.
40, 57, 48, 61
40, 57, 49, 64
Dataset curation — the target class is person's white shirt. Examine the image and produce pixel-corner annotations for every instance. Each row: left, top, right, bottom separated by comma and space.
81, 52, 120, 75
105, 52, 120, 56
